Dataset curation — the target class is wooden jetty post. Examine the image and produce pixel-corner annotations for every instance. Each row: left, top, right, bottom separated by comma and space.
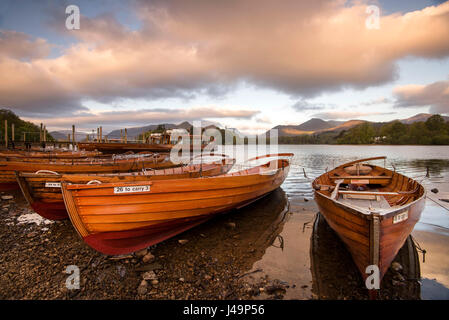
125, 128, 128, 143
72, 125, 76, 149
43, 125, 46, 142
99, 126, 102, 143
120, 129, 123, 142
40, 123, 43, 143
23, 132, 26, 142
4, 119, 7, 147
11, 123, 14, 142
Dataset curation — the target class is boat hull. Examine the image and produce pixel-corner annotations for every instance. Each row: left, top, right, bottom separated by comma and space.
62, 158, 291, 254
17, 160, 235, 221
1, 155, 176, 190
313, 158, 425, 285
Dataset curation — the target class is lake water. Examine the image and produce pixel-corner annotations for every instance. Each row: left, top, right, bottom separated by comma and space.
217, 144, 449, 299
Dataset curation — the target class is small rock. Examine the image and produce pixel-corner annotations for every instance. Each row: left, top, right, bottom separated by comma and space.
391, 262, 403, 272
1, 195, 13, 200
431, 188, 439, 194
178, 239, 189, 245
204, 274, 212, 281
393, 273, 405, 282
142, 253, 155, 263
225, 222, 236, 229
259, 287, 265, 293
304, 198, 309, 202
200, 233, 206, 238
392, 279, 406, 287
27, 232, 37, 238
142, 271, 158, 281
135, 249, 148, 257
151, 279, 159, 285
179, 277, 185, 282
137, 283, 148, 295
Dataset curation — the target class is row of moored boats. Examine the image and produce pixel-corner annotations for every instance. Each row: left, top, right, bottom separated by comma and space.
0, 149, 425, 293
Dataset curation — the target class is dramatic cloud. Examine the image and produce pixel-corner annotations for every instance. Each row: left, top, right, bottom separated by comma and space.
312, 110, 396, 120
0, 30, 52, 60
1, 0, 449, 116
393, 79, 449, 114
22, 106, 259, 128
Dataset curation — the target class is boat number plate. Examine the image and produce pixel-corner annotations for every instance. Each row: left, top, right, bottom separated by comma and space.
45, 182, 61, 188
393, 211, 408, 224
114, 185, 151, 194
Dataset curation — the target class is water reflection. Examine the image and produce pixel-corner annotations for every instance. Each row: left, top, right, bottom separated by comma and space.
217, 145, 449, 299
310, 213, 421, 299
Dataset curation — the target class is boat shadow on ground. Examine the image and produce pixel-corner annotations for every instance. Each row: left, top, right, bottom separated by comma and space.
310, 212, 422, 299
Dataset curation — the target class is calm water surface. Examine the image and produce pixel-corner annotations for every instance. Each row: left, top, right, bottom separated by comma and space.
218, 145, 449, 299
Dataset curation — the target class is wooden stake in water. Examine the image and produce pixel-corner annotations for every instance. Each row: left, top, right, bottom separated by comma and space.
4, 119, 7, 147
11, 123, 14, 142
72, 125, 76, 148
125, 128, 127, 143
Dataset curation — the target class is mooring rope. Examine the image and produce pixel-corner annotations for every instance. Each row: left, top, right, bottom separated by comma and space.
410, 235, 427, 263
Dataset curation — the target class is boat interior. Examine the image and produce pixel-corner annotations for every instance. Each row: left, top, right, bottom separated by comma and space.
313, 157, 425, 214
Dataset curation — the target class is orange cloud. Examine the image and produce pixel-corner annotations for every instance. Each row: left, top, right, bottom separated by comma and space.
394, 79, 449, 114
1, 0, 449, 116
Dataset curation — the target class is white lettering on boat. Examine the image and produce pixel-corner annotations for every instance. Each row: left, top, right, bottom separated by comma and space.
393, 211, 408, 224
114, 185, 151, 194
45, 182, 61, 188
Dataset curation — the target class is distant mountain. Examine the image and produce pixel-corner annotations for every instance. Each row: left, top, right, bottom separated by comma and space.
400, 113, 449, 124
49, 130, 94, 142
272, 118, 351, 136
268, 113, 449, 137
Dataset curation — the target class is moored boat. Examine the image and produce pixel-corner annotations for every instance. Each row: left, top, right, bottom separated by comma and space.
60, 153, 292, 255
16, 155, 235, 220
0, 153, 176, 191
0, 150, 103, 159
312, 156, 425, 293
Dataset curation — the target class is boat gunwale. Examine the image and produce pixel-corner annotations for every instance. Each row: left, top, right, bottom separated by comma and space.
313, 160, 426, 220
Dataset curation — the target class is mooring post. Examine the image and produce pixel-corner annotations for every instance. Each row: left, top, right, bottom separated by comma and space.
120, 129, 123, 142
72, 125, 76, 149
4, 119, 8, 148
125, 128, 128, 143
40, 123, 43, 143
11, 123, 14, 142
43, 125, 46, 142
100, 126, 102, 143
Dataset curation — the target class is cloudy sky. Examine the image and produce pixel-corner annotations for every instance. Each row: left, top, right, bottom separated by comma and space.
0, 0, 448, 134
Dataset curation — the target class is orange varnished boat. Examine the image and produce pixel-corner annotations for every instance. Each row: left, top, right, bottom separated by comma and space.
0, 150, 103, 159
16, 155, 235, 221
312, 156, 425, 292
0, 153, 176, 191
60, 153, 292, 255
78, 142, 173, 154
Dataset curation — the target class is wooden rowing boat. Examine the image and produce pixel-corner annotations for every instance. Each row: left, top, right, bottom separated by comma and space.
78, 142, 173, 154
60, 153, 292, 255
0, 150, 102, 159
0, 153, 177, 191
310, 212, 421, 299
16, 156, 235, 221
312, 156, 425, 293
